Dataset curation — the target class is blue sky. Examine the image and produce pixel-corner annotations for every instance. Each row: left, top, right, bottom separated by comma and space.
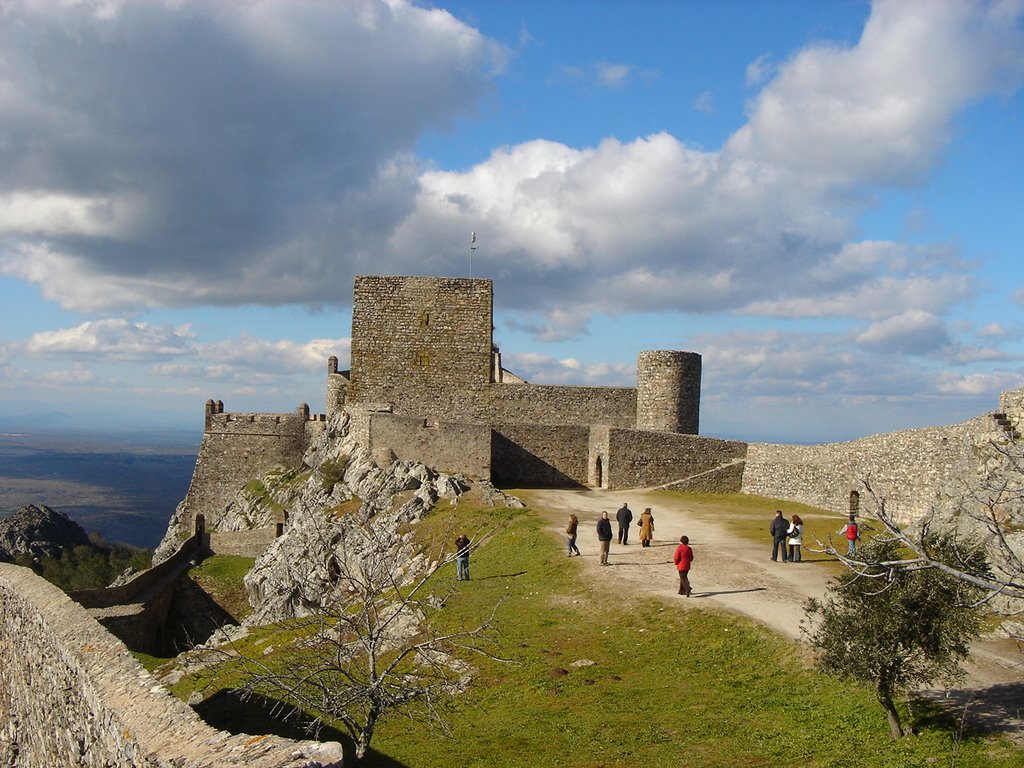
1, 0, 1023, 443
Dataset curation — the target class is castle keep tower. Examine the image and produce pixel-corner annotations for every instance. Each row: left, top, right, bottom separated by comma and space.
348, 276, 493, 416
635, 350, 702, 433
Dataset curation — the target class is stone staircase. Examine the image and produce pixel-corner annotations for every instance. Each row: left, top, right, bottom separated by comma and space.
992, 412, 1021, 441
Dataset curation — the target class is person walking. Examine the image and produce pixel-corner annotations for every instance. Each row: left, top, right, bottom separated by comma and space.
454, 533, 471, 580
616, 503, 633, 545
673, 535, 694, 596
597, 512, 613, 565
769, 509, 789, 562
837, 515, 860, 556
638, 507, 655, 547
787, 515, 804, 563
566, 513, 581, 557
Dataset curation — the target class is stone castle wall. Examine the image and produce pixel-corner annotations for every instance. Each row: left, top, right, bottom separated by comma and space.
0, 564, 343, 767
491, 424, 591, 487
462, 383, 637, 428
740, 414, 996, 521
208, 528, 278, 558
604, 429, 747, 490
175, 402, 325, 540
368, 413, 492, 479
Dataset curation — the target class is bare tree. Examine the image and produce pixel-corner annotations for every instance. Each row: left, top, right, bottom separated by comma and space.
232, 517, 506, 765
816, 435, 1024, 609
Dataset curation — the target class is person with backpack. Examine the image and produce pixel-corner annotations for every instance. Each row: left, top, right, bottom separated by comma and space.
837, 515, 860, 556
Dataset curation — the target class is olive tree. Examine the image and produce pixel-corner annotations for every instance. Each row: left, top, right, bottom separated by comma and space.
804, 536, 988, 738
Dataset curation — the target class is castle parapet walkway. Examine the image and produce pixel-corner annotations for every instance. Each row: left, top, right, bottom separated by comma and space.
70, 534, 204, 654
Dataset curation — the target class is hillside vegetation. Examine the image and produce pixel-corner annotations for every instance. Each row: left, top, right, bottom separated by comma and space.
165, 497, 1022, 768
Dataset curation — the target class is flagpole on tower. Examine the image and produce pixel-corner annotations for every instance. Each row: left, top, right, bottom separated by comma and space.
469, 231, 477, 278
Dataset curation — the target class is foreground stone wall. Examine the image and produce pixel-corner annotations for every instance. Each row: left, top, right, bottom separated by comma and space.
0, 564, 343, 767
741, 414, 995, 521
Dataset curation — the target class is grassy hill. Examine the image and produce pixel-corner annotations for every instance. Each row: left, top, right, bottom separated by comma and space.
163, 497, 1022, 768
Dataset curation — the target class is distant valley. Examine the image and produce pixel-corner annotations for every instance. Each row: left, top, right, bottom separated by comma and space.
0, 428, 199, 548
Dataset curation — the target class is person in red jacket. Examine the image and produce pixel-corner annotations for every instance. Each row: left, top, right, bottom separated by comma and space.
673, 535, 694, 596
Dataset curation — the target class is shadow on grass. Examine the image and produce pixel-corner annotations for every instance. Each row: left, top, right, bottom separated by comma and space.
193, 689, 411, 767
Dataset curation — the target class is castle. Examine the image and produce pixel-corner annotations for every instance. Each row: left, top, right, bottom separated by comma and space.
173, 273, 1024, 549
177, 275, 747, 541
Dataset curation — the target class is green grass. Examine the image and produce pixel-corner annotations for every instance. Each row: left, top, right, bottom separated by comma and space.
170, 500, 1022, 768
188, 554, 256, 621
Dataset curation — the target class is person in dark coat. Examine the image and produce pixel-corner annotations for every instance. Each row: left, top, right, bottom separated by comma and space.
769, 509, 789, 562
615, 503, 633, 545
597, 511, 613, 565
454, 533, 471, 580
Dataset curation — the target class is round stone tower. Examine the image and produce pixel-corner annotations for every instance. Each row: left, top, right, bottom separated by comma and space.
635, 350, 701, 434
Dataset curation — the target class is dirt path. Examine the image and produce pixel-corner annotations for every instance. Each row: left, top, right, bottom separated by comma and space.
520, 488, 1024, 739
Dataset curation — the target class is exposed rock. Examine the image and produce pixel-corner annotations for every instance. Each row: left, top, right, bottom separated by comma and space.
0, 504, 96, 560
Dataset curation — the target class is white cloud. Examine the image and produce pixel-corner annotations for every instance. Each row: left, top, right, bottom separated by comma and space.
0, 0, 505, 311
745, 53, 774, 86
502, 352, 634, 386
597, 62, 634, 88
728, 0, 1024, 188
25, 320, 195, 360
855, 310, 950, 354
692, 91, 715, 114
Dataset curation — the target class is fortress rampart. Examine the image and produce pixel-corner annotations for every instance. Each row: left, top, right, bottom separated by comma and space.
740, 413, 1003, 521
177, 402, 326, 537
0, 564, 343, 767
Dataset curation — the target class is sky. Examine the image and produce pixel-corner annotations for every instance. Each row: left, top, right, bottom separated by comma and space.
1, 0, 1024, 444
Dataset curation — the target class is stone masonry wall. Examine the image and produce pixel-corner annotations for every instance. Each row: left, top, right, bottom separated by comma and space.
741, 414, 994, 522
348, 276, 493, 414
176, 405, 313, 540
604, 429, 747, 490
461, 383, 637, 428
0, 564, 343, 767
368, 413, 492, 479
208, 528, 278, 558
491, 425, 591, 487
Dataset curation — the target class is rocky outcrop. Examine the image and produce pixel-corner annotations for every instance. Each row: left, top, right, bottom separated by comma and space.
0, 504, 96, 561
242, 411, 475, 625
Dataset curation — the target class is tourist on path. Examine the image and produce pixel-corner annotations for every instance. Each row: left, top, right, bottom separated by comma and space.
616, 503, 633, 545
837, 515, 859, 556
673, 535, 694, 596
597, 512, 613, 565
769, 509, 789, 562
455, 533, 471, 580
638, 507, 655, 547
566, 514, 581, 557
787, 515, 804, 563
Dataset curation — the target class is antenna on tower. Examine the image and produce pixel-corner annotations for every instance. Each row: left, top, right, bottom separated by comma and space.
469, 231, 478, 278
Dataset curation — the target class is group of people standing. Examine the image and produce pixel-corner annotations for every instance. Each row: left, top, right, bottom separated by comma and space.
567, 503, 694, 597
769, 510, 805, 562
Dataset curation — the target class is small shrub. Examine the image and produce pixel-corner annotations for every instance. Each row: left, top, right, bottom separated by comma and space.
319, 455, 349, 494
